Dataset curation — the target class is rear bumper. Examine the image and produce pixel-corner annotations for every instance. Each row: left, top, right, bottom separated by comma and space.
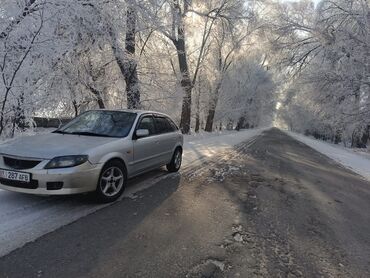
0, 162, 103, 195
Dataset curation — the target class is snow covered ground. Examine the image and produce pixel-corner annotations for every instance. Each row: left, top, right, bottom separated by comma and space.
286, 131, 370, 182
0, 128, 265, 257
183, 129, 264, 166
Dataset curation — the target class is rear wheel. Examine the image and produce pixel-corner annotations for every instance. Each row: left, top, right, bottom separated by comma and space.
166, 148, 182, 172
95, 160, 126, 203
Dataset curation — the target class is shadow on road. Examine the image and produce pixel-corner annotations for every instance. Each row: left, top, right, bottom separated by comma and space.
0, 169, 181, 278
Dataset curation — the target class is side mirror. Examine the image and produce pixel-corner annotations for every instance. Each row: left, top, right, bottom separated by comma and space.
136, 129, 150, 138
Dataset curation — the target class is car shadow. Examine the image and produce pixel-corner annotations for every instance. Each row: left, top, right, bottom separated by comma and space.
0, 168, 180, 258
0, 169, 182, 277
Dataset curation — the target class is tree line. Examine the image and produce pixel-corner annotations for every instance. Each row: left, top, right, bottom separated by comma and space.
0, 0, 276, 137
5, 0, 364, 148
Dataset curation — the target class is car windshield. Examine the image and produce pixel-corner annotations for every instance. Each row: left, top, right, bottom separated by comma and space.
55, 111, 137, 138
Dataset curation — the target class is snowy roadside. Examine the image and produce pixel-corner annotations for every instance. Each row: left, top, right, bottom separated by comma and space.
183, 128, 266, 166
285, 131, 370, 182
0, 128, 265, 258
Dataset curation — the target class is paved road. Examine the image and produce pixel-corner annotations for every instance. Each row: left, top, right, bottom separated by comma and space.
0, 128, 369, 277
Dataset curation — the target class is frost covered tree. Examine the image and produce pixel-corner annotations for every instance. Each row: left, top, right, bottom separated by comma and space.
0, 0, 279, 138
0, 0, 50, 136
217, 54, 276, 129
268, 0, 370, 147
134, 0, 256, 133
203, 1, 256, 132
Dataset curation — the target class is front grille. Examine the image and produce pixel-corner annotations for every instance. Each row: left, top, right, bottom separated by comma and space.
3, 156, 41, 170
46, 182, 64, 190
0, 178, 38, 189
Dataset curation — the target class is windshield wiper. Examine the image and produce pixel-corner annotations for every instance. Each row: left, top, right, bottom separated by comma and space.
53, 130, 70, 134
69, 131, 112, 138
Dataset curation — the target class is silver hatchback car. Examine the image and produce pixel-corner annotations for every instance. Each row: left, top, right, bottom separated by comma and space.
0, 110, 183, 202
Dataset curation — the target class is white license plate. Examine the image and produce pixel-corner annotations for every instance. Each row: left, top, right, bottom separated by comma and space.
0, 169, 30, 183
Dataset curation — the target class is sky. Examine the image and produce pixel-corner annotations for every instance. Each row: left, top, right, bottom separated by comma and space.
281, 0, 321, 5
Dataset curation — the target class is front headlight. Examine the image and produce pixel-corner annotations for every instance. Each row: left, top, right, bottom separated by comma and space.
45, 155, 89, 169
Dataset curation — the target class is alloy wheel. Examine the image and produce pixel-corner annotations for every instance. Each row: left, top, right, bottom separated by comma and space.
100, 166, 124, 197
174, 150, 182, 169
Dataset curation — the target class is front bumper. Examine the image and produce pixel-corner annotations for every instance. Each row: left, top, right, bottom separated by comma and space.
0, 161, 103, 195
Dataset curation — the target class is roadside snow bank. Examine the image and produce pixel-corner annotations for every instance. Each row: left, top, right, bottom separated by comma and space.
286, 131, 370, 181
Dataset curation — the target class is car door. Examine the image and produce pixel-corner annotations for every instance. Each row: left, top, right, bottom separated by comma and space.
132, 115, 161, 174
153, 116, 178, 164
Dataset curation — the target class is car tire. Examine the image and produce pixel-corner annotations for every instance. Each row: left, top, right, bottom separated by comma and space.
166, 148, 182, 173
95, 159, 127, 203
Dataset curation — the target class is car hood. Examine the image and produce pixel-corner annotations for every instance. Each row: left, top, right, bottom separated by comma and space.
0, 133, 119, 160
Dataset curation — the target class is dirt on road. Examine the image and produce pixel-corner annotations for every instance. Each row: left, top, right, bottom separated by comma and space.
0, 128, 369, 278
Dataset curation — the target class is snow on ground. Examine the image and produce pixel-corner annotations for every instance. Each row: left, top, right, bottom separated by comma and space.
0, 128, 265, 257
183, 128, 265, 166
286, 131, 370, 182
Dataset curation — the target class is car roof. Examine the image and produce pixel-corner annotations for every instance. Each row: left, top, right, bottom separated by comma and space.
91, 109, 172, 118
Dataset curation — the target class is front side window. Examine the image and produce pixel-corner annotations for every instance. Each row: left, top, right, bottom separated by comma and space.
137, 116, 156, 135
56, 111, 137, 138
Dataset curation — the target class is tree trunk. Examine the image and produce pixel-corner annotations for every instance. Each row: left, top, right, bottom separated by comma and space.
334, 129, 342, 144
15, 93, 25, 129
72, 100, 79, 117
204, 108, 215, 132
174, 36, 193, 134
124, 4, 140, 109
10, 118, 16, 138
0, 87, 11, 136
195, 88, 200, 133
352, 126, 369, 148
195, 117, 200, 133
110, 4, 141, 109
96, 97, 105, 109
351, 87, 366, 148
205, 81, 222, 132
88, 85, 105, 109
360, 125, 370, 147
236, 116, 246, 131
227, 120, 233, 130
204, 41, 224, 133
9, 94, 25, 138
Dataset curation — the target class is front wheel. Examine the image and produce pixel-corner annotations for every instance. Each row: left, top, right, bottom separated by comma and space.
95, 160, 127, 203
166, 148, 182, 172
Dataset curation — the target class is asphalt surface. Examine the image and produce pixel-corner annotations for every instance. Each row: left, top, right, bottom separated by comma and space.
0, 128, 369, 278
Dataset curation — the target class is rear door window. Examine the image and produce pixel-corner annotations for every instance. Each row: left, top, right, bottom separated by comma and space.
167, 118, 179, 131
154, 117, 175, 134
